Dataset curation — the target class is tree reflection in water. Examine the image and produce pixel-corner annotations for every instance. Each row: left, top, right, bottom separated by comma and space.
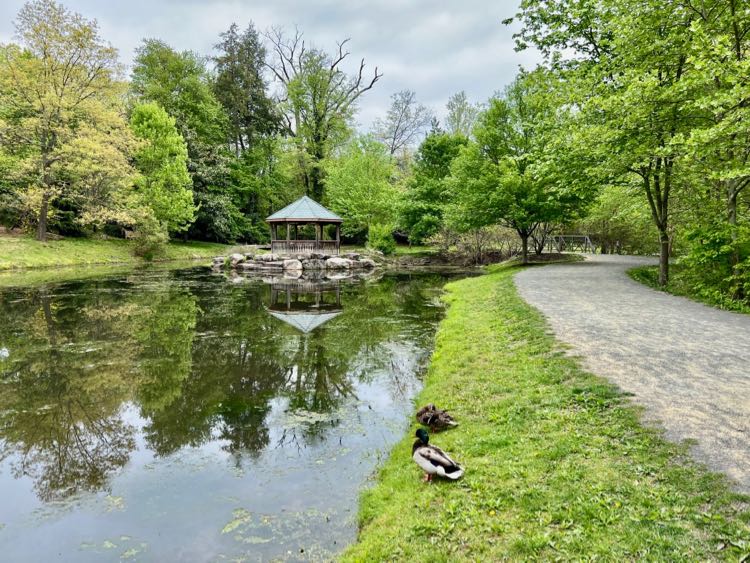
0, 268, 446, 502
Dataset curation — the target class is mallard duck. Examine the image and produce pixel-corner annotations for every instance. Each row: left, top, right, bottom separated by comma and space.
412, 429, 464, 482
416, 403, 458, 432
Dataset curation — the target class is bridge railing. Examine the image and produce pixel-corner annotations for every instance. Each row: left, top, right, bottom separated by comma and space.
547, 235, 597, 254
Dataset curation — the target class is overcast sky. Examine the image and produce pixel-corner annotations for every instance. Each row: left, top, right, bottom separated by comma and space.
0, 0, 542, 130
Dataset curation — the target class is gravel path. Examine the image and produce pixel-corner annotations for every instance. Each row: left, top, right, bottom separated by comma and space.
515, 254, 750, 491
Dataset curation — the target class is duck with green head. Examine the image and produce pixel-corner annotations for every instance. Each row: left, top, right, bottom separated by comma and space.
412, 428, 464, 482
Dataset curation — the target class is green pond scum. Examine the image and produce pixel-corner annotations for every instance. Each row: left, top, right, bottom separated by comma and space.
0, 266, 464, 560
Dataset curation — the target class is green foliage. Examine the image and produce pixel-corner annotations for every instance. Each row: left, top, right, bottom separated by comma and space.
213, 22, 278, 152
367, 223, 396, 255
344, 266, 750, 560
0, 0, 135, 241
400, 131, 468, 243
0, 150, 23, 228
324, 135, 399, 238
681, 221, 750, 307
508, 0, 750, 291
268, 29, 381, 201
131, 39, 227, 146
131, 209, 169, 260
446, 74, 591, 262
577, 184, 658, 254
131, 39, 235, 241
130, 103, 195, 234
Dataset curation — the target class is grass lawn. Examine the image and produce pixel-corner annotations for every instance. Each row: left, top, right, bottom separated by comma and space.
629, 264, 750, 315
343, 263, 750, 561
0, 235, 229, 271
340, 244, 437, 256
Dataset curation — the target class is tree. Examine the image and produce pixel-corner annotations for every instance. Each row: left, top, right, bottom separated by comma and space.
447, 76, 587, 264
131, 40, 227, 147
445, 91, 481, 137
373, 90, 433, 156
265, 28, 382, 202
213, 22, 278, 155
679, 1, 750, 299
130, 103, 195, 234
323, 135, 399, 238
0, 0, 126, 241
509, 0, 696, 285
400, 131, 468, 243
131, 39, 234, 241
577, 183, 658, 254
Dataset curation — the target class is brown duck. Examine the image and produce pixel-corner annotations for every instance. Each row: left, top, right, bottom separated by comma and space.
416, 403, 458, 432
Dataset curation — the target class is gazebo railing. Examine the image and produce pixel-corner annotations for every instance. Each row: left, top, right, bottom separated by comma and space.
271, 240, 340, 255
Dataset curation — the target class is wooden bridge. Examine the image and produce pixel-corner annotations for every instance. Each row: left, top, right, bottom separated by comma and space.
547, 235, 597, 253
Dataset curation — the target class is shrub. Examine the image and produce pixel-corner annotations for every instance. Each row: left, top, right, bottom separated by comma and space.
132, 211, 168, 261
0, 192, 23, 229
682, 221, 750, 306
367, 223, 396, 255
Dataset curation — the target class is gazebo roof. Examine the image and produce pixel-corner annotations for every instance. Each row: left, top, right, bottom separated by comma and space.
266, 195, 342, 223
268, 310, 342, 333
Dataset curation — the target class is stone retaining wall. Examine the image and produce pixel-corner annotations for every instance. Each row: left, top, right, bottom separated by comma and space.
212, 252, 378, 274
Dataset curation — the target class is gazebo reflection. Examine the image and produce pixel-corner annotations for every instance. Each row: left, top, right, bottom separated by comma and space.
267, 277, 343, 333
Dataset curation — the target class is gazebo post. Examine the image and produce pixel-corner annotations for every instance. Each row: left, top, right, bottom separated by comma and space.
336, 224, 340, 254
286, 223, 291, 241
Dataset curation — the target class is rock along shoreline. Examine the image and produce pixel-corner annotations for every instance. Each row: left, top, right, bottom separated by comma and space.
212, 251, 378, 275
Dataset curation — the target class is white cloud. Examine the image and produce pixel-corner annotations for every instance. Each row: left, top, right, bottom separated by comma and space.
0, 0, 542, 130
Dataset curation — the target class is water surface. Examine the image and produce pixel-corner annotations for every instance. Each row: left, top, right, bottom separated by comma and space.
0, 266, 457, 561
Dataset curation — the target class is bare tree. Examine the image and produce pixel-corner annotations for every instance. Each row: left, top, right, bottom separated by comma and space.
374, 90, 433, 156
264, 28, 381, 201
445, 91, 480, 137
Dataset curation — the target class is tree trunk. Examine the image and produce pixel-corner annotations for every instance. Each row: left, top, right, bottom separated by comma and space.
658, 230, 670, 287
37, 191, 49, 242
728, 184, 743, 300
521, 233, 529, 265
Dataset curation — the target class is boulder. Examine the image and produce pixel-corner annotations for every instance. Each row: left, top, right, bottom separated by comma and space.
212, 255, 226, 263
343, 252, 361, 260
283, 259, 303, 272
255, 253, 281, 262
358, 258, 377, 269
301, 258, 326, 270
229, 253, 245, 266
237, 261, 261, 270
310, 252, 330, 260
326, 257, 352, 270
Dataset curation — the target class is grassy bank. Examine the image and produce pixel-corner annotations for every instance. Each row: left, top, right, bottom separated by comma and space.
343, 264, 750, 560
629, 264, 750, 314
0, 235, 228, 271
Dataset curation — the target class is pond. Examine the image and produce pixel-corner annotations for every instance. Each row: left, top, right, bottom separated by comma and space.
0, 266, 462, 561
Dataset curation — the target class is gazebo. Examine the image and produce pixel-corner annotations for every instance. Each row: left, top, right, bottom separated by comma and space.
266, 196, 342, 255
